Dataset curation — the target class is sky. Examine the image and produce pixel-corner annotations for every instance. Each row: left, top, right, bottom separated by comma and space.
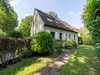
10, 0, 86, 29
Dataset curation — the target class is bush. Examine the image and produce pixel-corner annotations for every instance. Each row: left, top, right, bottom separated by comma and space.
81, 34, 92, 45
31, 31, 53, 54
0, 37, 31, 66
53, 39, 63, 53
78, 36, 82, 44
65, 39, 74, 48
0, 31, 8, 37
7, 31, 23, 38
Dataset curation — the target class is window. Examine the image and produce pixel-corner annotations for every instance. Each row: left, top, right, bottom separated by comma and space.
65, 25, 69, 27
50, 32, 55, 39
59, 33, 62, 40
55, 21, 59, 24
66, 34, 67, 38
74, 35, 76, 40
46, 18, 52, 22
69, 34, 71, 39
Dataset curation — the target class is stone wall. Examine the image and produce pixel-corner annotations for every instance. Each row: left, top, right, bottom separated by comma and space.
30, 9, 44, 36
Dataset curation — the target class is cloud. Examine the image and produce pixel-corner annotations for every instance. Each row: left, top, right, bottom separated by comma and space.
68, 11, 82, 16
10, 0, 19, 6
24, 14, 30, 16
68, 11, 74, 15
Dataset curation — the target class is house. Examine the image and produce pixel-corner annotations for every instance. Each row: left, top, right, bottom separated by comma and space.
30, 8, 79, 44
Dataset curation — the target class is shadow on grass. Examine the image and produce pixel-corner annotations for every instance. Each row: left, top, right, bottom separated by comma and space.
60, 45, 99, 75
0, 57, 42, 75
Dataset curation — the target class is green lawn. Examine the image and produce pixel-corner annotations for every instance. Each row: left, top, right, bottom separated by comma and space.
0, 49, 66, 75
60, 45, 100, 75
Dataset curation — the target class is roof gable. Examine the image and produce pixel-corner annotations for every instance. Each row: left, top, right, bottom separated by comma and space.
35, 8, 79, 33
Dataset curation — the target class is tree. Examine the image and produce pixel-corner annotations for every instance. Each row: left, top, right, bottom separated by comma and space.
0, 0, 18, 31
18, 16, 33, 37
79, 27, 88, 35
82, 0, 100, 60
48, 11, 58, 18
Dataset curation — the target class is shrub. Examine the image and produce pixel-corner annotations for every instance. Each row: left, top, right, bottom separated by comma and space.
31, 31, 53, 54
81, 34, 92, 45
78, 36, 82, 44
0, 37, 31, 66
65, 39, 74, 48
0, 31, 8, 37
53, 39, 63, 53
7, 31, 23, 38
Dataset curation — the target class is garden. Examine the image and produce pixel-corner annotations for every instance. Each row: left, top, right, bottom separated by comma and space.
0, 31, 77, 75
0, 0, 100, 75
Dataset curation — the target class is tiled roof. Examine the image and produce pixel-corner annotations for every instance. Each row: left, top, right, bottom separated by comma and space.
36, 8, 79, 33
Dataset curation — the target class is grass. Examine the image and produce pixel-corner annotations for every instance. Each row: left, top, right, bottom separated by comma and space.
60, 45, 100, 75
0, 49, 66, 75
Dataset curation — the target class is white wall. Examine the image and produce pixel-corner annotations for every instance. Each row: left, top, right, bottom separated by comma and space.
45, 26, 78, 44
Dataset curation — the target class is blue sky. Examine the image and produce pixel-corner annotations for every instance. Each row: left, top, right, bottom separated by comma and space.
10, 0, 86, 28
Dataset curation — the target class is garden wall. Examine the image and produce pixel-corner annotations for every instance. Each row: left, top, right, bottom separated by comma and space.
0, 37, 31, 65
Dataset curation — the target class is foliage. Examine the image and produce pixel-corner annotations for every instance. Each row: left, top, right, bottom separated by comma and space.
79, 27, 88, 35
81, 33, 92, 45
73, 42, 77, 45
0, 37, 31, 66
7, 30, 23, 38
48, 11, 58, 18
78, 36, 82, 44
0, 0, 18, 31
0, 47, 67, 75
0, 31, 8, 37
18, 16, 33, 37
82, 0, 100, 60
31, 31, 53, 54
61, 45, 100, 75
65, 39, 74, 48
53, 39, 63, 53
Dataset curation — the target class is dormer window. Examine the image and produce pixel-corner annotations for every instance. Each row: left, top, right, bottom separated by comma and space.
65, 25, 69, 27
46, 18, 52, 22
55, 21, 59, 24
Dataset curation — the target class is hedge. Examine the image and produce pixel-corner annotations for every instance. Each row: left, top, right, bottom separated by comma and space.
0, 37, 31, 66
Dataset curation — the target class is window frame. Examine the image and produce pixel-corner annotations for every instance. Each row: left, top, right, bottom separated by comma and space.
50, 32, 55, 39
69, 34, 71, 39
59, 33, 62, 40
74, 35, 76, 40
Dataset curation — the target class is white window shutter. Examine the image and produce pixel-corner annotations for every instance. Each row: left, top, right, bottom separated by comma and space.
64, 33, 66, 39
55, 32, 58, 39
71, 34, 72, 39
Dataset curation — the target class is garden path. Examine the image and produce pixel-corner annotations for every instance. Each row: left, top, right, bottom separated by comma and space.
33, 49, 75, 75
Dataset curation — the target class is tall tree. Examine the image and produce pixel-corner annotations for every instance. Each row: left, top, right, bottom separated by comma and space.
0, 0, 18, 31
79, 27, 88, 35
82, 0, 100, 60
48, 11, 58, 18
18, 16, 33, 37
